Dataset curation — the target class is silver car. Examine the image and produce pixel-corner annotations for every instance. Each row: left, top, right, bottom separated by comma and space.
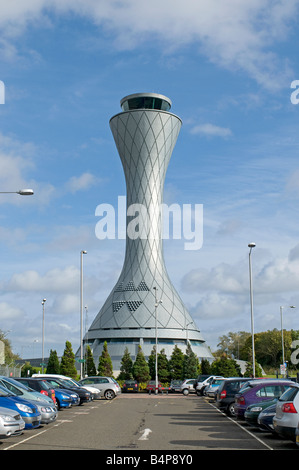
273, 383, 299, 441
0, 377, 58, 424
78, 376, 121, 400
0, 406, 25, 438
180, 379, 197, 395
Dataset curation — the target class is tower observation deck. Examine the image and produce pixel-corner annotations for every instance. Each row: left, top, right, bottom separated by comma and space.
85, 93, 212, 371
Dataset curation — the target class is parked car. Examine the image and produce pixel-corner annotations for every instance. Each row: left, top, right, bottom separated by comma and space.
0, 406, 25, 438
0, 377, 57, 424
244, 397, 279, 427
235, 379, 293, 420
257, 403, 277, 433
78, 376, 122, 399
0, 385, 41, 430
193, 375, 212, 391
195, 376, 224, 396
34, 374, 99, 401
216, 377, 250, 416
122, 380, 139, 393
169, 380, 182, 393
14, 377, 75, 409
273, 383, 299, 441
146, 380, 162, 393
14, 377, 56, 404
180, 379, 197, 395
205, 378, 225, 400
33, 375, 92, 404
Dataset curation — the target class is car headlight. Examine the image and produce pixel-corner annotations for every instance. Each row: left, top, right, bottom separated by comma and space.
16, 403, 33, 413
61, 394, 71, 399
0, 414, 17, 422
40, 406, 54, 413
250, 406, 263, 412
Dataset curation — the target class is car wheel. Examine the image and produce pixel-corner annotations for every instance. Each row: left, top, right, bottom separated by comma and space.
182, 389, 189, 395
228, 402, 236, 417
104, 389, 116, 400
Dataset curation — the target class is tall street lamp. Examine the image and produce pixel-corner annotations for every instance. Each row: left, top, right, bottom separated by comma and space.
280, 305, 296, 376
41, 299, 46, 373
153, 287, 162, 395
80, 250, 87, 379
248, 242, 256, 378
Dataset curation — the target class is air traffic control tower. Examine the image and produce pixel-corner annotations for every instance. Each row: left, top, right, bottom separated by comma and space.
86, 93, 212, 371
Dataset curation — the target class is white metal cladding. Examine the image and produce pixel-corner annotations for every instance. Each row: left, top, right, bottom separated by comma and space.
86, 95, 212, 367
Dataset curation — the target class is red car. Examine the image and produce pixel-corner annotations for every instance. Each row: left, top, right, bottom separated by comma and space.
146, 380, 163, 393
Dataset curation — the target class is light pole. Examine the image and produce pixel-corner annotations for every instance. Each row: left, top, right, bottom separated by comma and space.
80, 250, 87, 379
280, 305, 296, 376
0, 189, 34, 195
248, 242, 256, 378
153, 287, 162, 394
41, 299, 46, 373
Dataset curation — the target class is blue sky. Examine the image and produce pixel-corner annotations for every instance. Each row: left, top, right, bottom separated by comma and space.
1, 0, 299, 360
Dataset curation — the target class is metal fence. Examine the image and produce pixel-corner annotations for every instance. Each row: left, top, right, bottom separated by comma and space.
0, 365, 22, 377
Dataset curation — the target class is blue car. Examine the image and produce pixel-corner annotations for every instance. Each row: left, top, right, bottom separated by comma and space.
14, 377, 79, 409
0, 385, 41, 429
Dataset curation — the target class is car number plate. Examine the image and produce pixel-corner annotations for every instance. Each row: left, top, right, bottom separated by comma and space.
296, 435, 299, 443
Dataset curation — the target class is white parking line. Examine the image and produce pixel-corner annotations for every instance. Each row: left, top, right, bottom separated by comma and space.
208, 401, 273, 450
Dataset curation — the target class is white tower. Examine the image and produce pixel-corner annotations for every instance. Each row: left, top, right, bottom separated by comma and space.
87, 93, 212, 369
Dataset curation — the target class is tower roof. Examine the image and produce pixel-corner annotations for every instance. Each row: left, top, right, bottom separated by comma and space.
120, 93, 172, 112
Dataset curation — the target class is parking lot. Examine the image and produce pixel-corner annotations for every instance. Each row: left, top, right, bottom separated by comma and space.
0, 393, 297, 452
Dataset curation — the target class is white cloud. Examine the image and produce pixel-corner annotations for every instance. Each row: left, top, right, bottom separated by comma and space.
0, 1, 297, 87
65, 172, 98, 193
6, 266, 79, 293
190, 123, 232, 138
0, 302, 23, 321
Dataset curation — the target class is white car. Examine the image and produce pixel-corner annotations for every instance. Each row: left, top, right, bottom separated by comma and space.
0, 406, 25, 438
196, 376, 224, 396
273, 383, 299, 442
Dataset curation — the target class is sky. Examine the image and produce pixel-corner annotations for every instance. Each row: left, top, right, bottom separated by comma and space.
1, 0, 299, 361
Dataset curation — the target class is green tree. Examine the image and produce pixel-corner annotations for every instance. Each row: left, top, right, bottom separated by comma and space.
118, 347, 133, 380
169, 345, 184, 379
211, 355, 241, 377
183, 343, 199, 378
158, 348, 170, 382
98, 341, 113, 376
201, 358, 211, 375
133, 345, 150, 383
85, 345, 96, 376
244, 361, 263, 377
148, 346, 156, 380
60, 341, 77, 378
47, 349, 60, 374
